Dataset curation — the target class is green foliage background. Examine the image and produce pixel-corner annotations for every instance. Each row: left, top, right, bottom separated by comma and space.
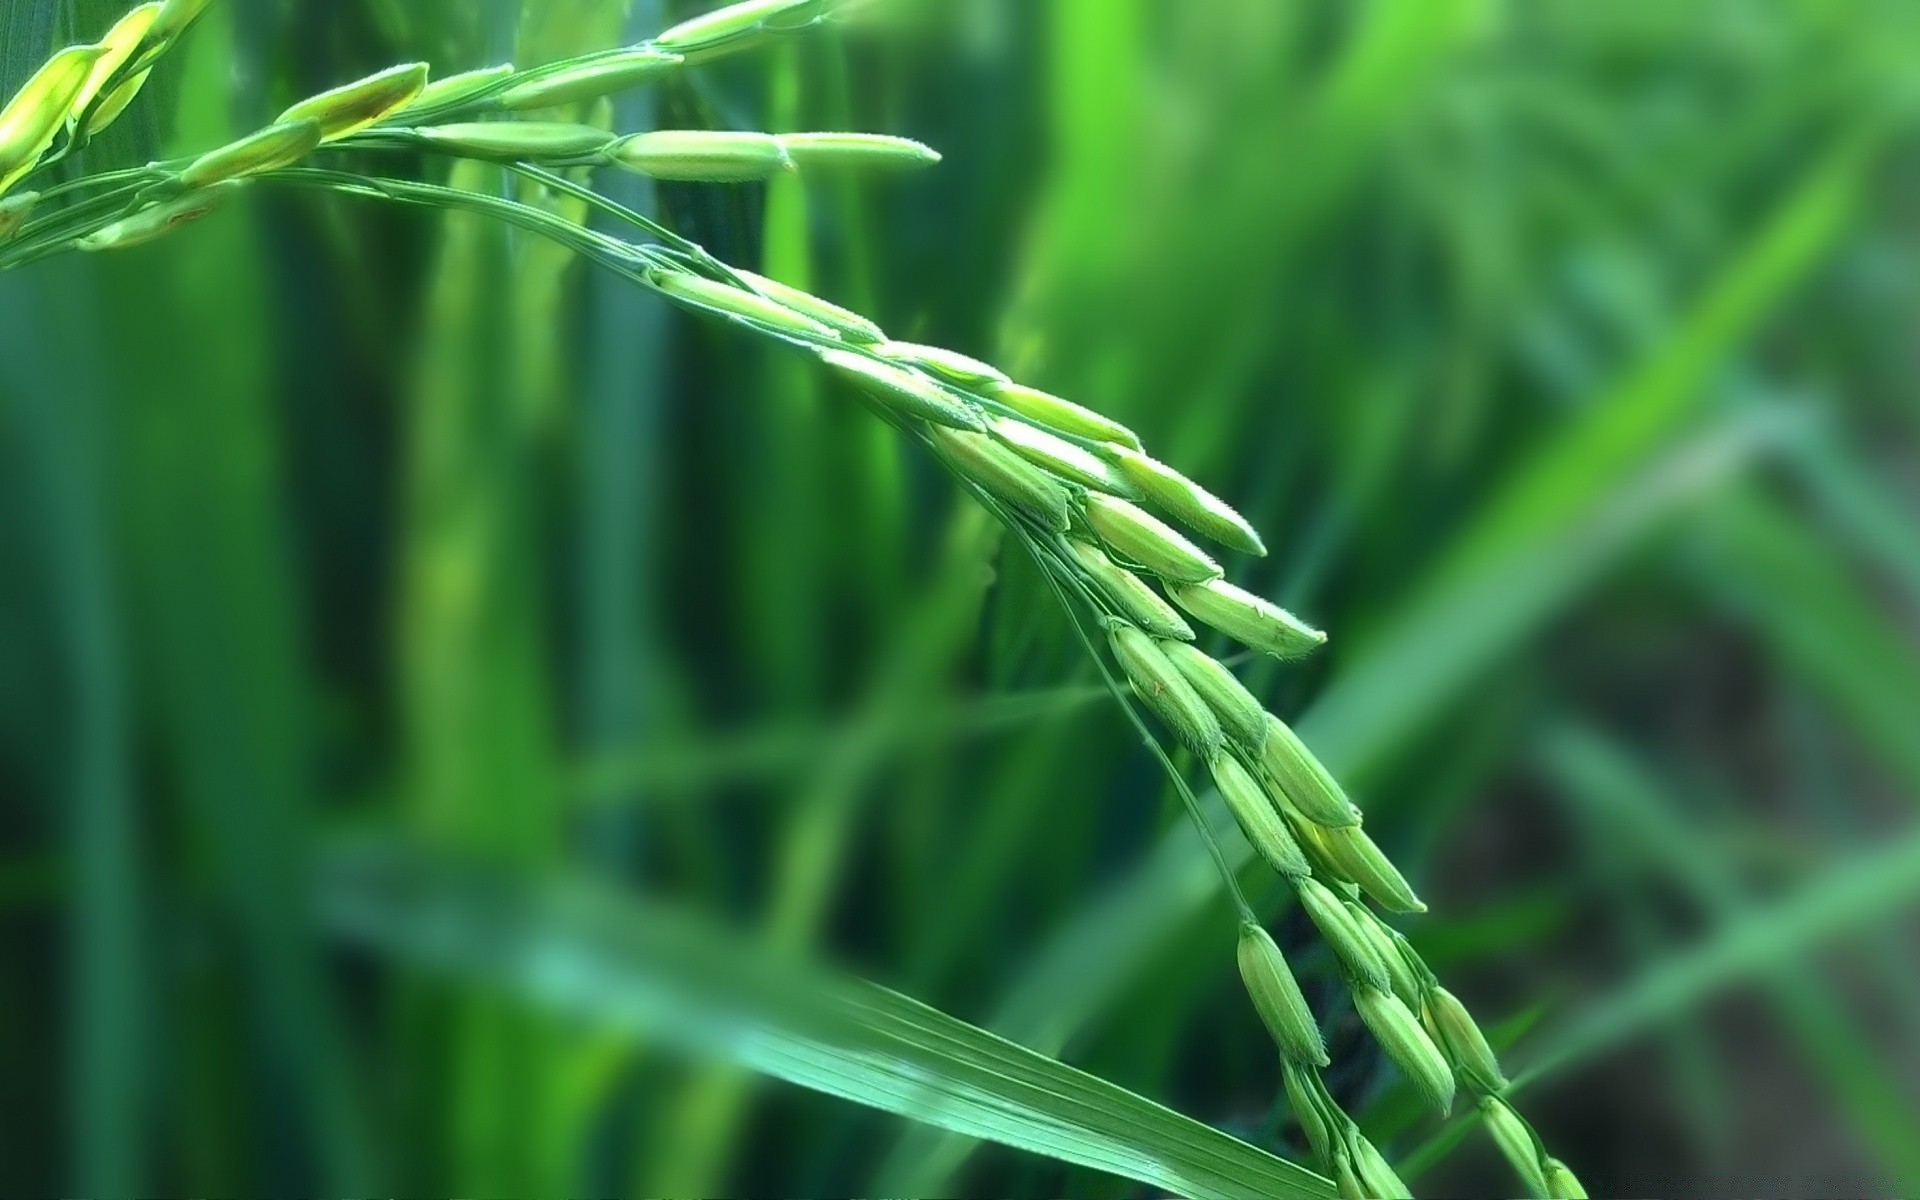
4, 0, 1920, 1195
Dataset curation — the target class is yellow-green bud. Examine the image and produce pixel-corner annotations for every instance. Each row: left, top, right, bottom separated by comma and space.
1213, 752, 1309, 879
818, 348, 984, 431
179, 120, 322, 188
778, 131, 942, 171
1168, 577, 1325, 658
1065, 541, 1193, 641
1161, 641, 1268, 751
1083, 494, 1223, 584
654, 0, 820, 55
1348, 906, 1422, 1007
1354, 984, 1456, 1116
495, 49, 683, 111
874, 340, 1006, 388
1319, 824, 1425, 914
989, 416, 1136, 496
1347, 1132, 1414, 1200
983, 379, 1141, 450
1544, 1158, 1588, 1199
1257, 714, 1359, 828
930, 427, 1070, 533
1479, 1097, 1551, 1198
279, 62, 428, 141
1107, 624, 1223, 755
77, 181, 239, 251
651, 269, 834, 339
0, 46, 108, 195
1423, 987, 1506, 1092
1108, 445, 1266, 557
1237, 923, 1327, 1067
734, 269, 884, 342
414, 121, 615, 162
610, 129, 793, 181
402, 64, 516, 116
1295, 876, 1391, 993
70, 4, 161, 128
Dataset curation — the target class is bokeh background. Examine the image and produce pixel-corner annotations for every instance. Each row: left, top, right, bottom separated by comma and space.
5, 0, 1920, 1195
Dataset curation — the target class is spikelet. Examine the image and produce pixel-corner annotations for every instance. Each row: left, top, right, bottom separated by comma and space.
1280, 1060, 1336, 1164
179, 120, 322, 187
146, 0, 213, 43
0, 47, 109, 196
930, 427, 1070, 533
1161, 641, 1267, 751
1351, 907, 1423, 1007
1545, 1158, 1589, 1199
778, 132, 942, 171
990, 417, 1136, 495
1256, 714, 1359, 828
1212, 752, 1309, 879
1316, 824, 1425, 914
415, 121, 615, 162
874, 340, 1005, 387
651, 270, 834, 339
70, 4, 162, 130
496, 49, 683, 111
1295, 877, 1391, 993
1237, 923, 1327, 1067
279, 63, 429, 141
1083, 494, 1222, 584
1168, 577, 1324, 658
0, 191, 37, 243
610, 129, 793, 181
402, 63, 516, 115
1064, 540, 1193, 640
984, 379, 1141, 449
1108, 445, 1266, 557
1332, 1149, 1368, 1200
655, 0, 821, 56
77, 181, 239, 251
1107, 624, 1223, 755
1422, 987, 1506, 1092
1346, 1131, 1415, 1200
1354, 985, 1456, 1116
735, 269, 884, 342
1480, 1097, 1552, 1198
819, 348, 984, 431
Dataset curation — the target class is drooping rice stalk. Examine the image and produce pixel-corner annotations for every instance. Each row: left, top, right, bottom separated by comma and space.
0, 2, 1585, 1196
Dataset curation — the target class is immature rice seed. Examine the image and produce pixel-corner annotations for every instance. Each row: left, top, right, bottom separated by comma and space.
77, 181, 239, 251
930, 426, 1071, 533
651, 269, 835, 339
778, 132, 943, 171
414, 121, 615, 163
1237, 922, 1328, 1067
984, 379, 1142, 449
0, 191, 37, 243
1480, 1097, 1551, 1198
1083, 494, 1223, 584
496, 49, 684, 111
1107, 624, 1223, 755
1354, 984, 1456, 1116
0, 46, 108, 196
146, 0, 213, 43
1108, 445, 1267, 557
1280, 1060, 1336, 1164
1160, 641, 1268, 751
818, 348, 985, 431
1352, 906, 1423, 1007
1544, 1158, 1589, 1199
735, 269, 885, 342
1064, 540, 1193, 640
401, 63, 516, 115
180, 119, 323, 187
610, 129, 793, 181
1295, 877, 1392, 993
990, 416, 1137, 496
874, 341, 1006, 387
1168, 577, 1325, 659
70, 4, 161, 129
1423, 986, 1507, 1092
655, 0, 819, 53
1256, 713, 1359, 828
1318, 824, 1426, 914
1347, 1131, 1415, 1200
280, 62, 429, 141
1213, 752, 1310, 879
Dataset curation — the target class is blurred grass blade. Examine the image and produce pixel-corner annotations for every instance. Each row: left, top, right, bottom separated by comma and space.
320, 840, 1336, 1200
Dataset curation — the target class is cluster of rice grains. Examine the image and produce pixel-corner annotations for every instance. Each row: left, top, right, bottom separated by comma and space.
0, 1, 1584, 1195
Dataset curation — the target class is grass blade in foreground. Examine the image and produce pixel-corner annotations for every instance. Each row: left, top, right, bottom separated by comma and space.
319, 840, 1336, 1200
